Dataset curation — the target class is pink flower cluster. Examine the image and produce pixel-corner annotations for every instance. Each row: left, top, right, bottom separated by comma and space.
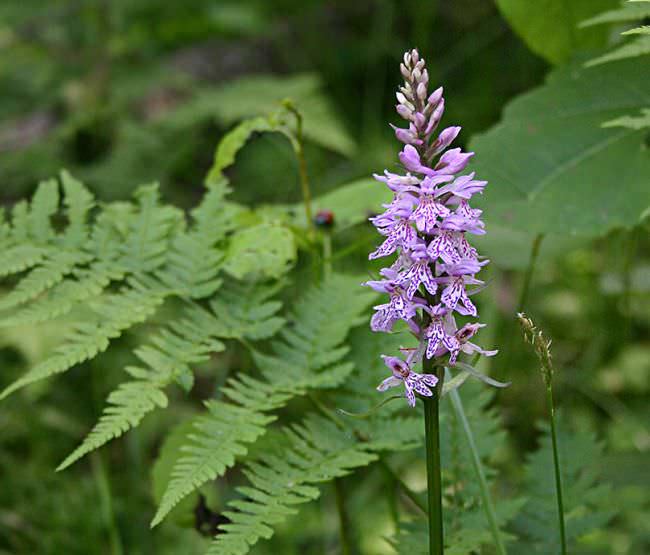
365, 49, 496, 407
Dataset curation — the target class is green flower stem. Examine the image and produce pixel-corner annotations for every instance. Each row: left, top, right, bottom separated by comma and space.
545, 383, 567, 555
423, 368, 444, 555
323, 232, 333, 279
446, 368, 507, 555
283, 101, 314, 235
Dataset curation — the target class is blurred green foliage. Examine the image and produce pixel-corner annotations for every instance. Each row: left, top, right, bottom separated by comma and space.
1, 1, 649, 554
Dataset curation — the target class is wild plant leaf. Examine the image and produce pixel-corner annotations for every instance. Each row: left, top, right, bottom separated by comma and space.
587, 34, 650, 65
205, 116, 275, 185
207, 416, 377, 555
224, 223, 296, 280
152, 275, 374, 528
581, 1, 650, 27
603, 107, 650, 129
470, 57, 650, 236
168, 74, 355, 156
495, 0, 614, 64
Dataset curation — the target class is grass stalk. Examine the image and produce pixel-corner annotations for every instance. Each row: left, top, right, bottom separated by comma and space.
445, 368, 507, 555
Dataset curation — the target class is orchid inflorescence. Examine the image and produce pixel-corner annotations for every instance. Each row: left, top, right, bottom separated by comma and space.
365, 48, 497, 407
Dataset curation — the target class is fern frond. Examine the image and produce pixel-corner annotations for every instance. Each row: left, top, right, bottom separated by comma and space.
158, 231, 224, 299
118, 184, 184, 273
60, 170, 95, 248
58, 281, 286, 471
0, 245, 49, 278
0, 280, 168, 400
27, 179, 59, 243
207, 415, 376, 555
152, 275, 373, 528
0, 264, 123, 328
9, 200, 30, 242
254, 274, 375, 386
0, 250, 91, 311
151, 400, 276, 528
57, 366, 170, 471
208, 280, 285, 340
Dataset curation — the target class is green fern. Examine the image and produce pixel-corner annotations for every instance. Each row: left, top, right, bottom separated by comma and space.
0, 279, 168, 399
0, 245, 49, 278
61, 277, 287, 475
207, 415, 377, 555
0, 264, 123, 328
151, 275, 374, 528
0, 250, 91, 311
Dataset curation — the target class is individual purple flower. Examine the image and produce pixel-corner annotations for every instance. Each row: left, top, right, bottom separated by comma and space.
377, 351, 438, 407
366, 48, 497, 407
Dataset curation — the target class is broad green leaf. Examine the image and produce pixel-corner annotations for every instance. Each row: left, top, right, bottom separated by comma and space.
495, 0, 615, 64
224, 223, 296, 279
469, 57, 650, 236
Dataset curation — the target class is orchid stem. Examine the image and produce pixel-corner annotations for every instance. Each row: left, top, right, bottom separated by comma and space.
446, 368, 507, 555
423, 387, 443, 555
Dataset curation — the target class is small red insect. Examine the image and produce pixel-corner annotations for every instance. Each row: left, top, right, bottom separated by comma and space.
314, 209, 335, 228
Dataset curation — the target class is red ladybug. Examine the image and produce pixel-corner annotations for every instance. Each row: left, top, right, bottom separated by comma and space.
314, 209, 335, 228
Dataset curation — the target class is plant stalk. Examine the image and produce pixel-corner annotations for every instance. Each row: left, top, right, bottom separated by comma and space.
334, 477, 354, 555
423, 390, 444, 555
92, 453, 123, 555
283, 101, 315, 234
379, 460, 427, 514
546, 383, 567, 555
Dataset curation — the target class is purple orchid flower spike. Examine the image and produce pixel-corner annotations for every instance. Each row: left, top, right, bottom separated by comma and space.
364, 47, 498, 408
377, 350, 439, 407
